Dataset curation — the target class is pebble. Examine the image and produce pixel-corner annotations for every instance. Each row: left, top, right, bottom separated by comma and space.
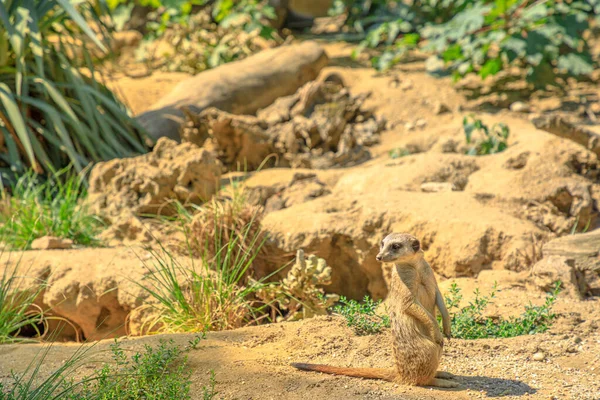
421, 182, 456, 193
400, 80, 413, 90
532, 352, 546, 361
415, 119, 427, 128
30, 235, 73, 250
433, 101, 451, 115
510, 101, 530, 113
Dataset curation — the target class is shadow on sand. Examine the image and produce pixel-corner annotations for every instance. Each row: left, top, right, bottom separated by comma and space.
451, 374, 536, 397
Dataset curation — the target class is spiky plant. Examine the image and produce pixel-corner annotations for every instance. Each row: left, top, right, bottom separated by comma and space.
0, 0, 148, 186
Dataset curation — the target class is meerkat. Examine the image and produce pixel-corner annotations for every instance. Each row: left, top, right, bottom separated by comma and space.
291, 232, 458, 388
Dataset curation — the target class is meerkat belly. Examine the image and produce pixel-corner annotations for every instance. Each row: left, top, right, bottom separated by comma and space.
390, 314, 441, 384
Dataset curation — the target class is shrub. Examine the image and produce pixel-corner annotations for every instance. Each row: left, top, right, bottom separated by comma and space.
0, 0, 148, 184
340, 0, 597, 88
443, 281, 561, 339
253, 250, 340, 322
0, 336, 216, 399
422, 1, 597, 87
462, 115, 509, 155
0, 168, 103, 249
331, 295, 390, 335
109, 0, 281, 74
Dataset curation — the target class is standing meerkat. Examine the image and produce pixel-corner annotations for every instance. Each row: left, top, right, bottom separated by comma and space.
291, 233, 458, 388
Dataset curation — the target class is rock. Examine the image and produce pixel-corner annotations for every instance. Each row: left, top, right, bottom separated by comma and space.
542, 229, 600, 274
0, 247, 168, 340
255, 155, 545, 298
98, 212, 154, 246
425, 56, 445, 75
532, 115, 600, 158
30, 236, 73, 250
503, 152, 530, 170
466, 141, 598, 236
404, 122, 415, 131
247, 172, 332, 212
289, 0, 334, 17
87, 137, 222, 218
510, 101, 530, 113
530, 256, 587, 299
532, 352, 546, 361
416, 119, 427, 128
136, 42, 328, 142
420, 182, 457, 193
180, 78, 382, 171
433, 101, 451, 115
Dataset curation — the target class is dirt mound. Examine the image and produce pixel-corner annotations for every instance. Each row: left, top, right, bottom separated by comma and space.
0, 247, 171, 341
87, 137, 222, 219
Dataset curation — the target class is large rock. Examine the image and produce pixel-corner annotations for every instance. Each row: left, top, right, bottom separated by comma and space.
1, 248, 165, 341
87, 137, 221, 218
136, 41, 329, 142
542, 229, 600, 274
530, 256, 587, 299
247, 166, 544, 300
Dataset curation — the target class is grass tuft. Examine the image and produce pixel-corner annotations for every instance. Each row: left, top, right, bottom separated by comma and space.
0, 168, 103, 249
0, 251, 47, 344
444, 281, 561, 339
332, 296, 390, 336
135, 206, 277, 333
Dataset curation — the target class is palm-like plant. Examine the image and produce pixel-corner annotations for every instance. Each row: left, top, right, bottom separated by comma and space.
0, 0, 148, 185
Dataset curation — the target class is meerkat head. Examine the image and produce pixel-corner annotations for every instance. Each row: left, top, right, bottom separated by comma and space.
375, 233, 422, 263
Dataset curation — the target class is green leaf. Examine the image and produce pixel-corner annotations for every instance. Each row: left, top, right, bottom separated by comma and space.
442, 44, 463, 62
112, 3, 134, 31
557, 53, 594, 76
0, 83, 36, 170
56, 0, 107, 52
501, 35, 527, 62
479, 57, 502, 79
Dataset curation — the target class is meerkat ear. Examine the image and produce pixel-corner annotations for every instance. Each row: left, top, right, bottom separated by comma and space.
411, 239, 420, 252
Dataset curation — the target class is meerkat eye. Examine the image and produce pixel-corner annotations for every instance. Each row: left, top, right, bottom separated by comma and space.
380, 240, 384, 248
392, 243, 402, 250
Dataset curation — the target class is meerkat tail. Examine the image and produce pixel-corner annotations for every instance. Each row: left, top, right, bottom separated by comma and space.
291, 363, 396, 381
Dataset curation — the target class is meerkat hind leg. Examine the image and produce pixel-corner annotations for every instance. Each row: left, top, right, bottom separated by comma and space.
425, 377, 460, 388
435, 371, 455, 379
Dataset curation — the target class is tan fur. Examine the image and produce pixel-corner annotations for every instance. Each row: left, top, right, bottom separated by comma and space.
291, 233, 458, 389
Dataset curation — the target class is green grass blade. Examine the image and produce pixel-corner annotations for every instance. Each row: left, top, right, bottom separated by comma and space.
55, 0, 107, 52
0, 83, 37, 170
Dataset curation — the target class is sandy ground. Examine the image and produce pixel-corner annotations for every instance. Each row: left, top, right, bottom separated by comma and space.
2, 40, 600, 399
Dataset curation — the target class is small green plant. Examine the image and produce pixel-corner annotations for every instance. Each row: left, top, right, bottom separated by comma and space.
444, 281, 561, 339
332, 295, 390, 335
463, 116, 509, 155
0, 336, 216, 399
389, 147, 411, 159
0, 168, 103, 249
0, 252, 46, 344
